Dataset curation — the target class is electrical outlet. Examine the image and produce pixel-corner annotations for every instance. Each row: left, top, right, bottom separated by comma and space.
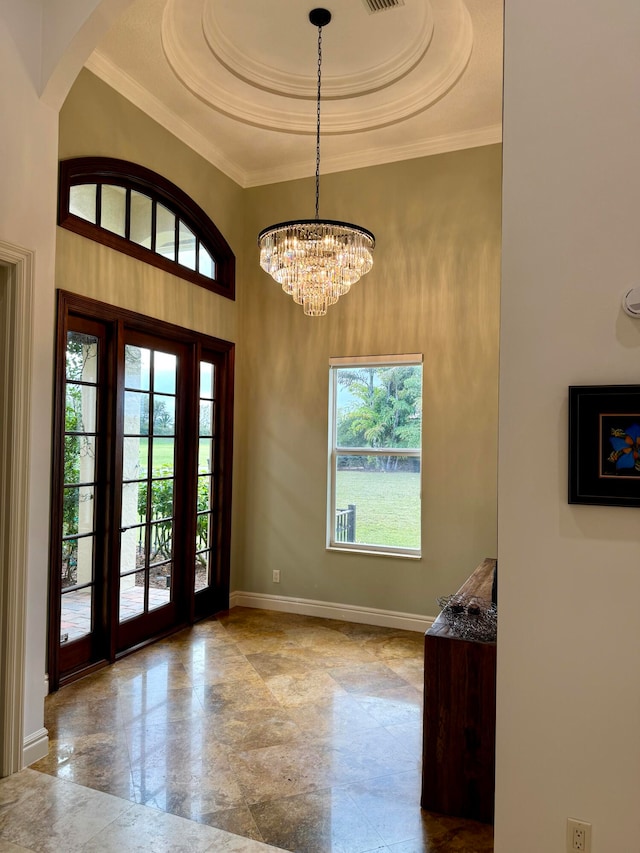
567, 818, 592, 852
272, 569, 280, 583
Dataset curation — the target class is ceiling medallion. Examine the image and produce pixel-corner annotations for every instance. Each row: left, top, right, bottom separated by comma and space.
257, 9, 375, 317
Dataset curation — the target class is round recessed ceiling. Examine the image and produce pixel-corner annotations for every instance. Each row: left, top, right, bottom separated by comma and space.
161, 0, 473, 134
201, 0, 433, 99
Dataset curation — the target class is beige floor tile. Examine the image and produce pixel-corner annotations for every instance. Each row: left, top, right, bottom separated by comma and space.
385, 656, 426, 690
0, 770, 132, 852
24, 608, 492, 853
263, 669, 350, 708
328, 660, 415, 694
250, 787, 386, 853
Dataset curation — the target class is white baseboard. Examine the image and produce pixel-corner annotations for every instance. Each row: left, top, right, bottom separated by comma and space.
23, 728, 48, 767
229, 591, 435, 634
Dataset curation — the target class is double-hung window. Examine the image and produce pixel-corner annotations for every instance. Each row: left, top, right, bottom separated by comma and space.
327, 354, 423, 557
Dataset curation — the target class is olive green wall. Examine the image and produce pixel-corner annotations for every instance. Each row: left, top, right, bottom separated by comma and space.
57, 70, 501, 617
57, 70, 243, 343
241, 146, 501, 614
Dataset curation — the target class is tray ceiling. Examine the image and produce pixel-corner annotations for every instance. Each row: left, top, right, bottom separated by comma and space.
86, 0, 503, 187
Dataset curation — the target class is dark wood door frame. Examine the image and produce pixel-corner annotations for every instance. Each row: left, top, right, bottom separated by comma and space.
49, 290, 234, 690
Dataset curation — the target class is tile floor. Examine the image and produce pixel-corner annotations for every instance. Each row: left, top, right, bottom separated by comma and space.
0, 768, 280, 852
22, 608, 493, 852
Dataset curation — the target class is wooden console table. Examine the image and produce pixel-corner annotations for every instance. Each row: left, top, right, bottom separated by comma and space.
421, 557, 497, 824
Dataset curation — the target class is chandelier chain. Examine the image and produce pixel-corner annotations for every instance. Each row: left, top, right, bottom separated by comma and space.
315, 24, 323, 220
257, 9, 375, 317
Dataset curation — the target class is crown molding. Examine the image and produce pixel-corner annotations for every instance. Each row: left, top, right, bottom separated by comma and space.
84, 52, 250, 188
84, 52, 501, 189
243, 124, 503, 187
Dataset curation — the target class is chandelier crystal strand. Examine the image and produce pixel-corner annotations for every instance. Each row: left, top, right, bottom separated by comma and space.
257, 9, 375, 317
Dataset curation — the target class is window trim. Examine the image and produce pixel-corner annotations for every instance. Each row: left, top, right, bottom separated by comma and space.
327, 353, 423, 558
58, 157, 235, 300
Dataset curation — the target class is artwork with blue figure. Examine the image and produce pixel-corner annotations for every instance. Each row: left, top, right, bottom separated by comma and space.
604, 419, 640, 476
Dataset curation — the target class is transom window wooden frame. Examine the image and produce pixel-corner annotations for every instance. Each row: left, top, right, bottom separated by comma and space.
58, 157, 235, 300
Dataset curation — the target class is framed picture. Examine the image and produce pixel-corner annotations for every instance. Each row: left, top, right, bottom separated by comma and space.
569, 385, 640, 506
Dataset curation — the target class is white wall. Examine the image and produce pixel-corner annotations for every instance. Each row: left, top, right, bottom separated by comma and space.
41, 0, 135, 108
496, 1, 640, 850
0, 0, 128, 763
0, 4, 58, 753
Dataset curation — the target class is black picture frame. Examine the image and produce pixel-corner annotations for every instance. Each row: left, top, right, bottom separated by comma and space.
569, 385, 640, 507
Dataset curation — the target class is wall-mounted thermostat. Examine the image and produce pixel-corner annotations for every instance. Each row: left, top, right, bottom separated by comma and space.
622, 287, 640, 318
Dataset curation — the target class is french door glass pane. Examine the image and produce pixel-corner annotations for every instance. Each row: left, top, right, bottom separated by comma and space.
66, 332, 99, 382
125, 346, 150, 390
124, 390, 149, 434
61, 540, 77, 588
66, 383, 97, 433
195, 360, 215, 594
61, 588, 93, 642
151, 478, 173, 519
64, 436, 96, 484
61, 536, 94, 588
200, 362, 213, 397
196, 512, 211, 551
120, 575, 145, 620
120, 345, 177, 624
153, 352, 177, 393
149, 561, 172, 611
195, 552, 209, 592
63, 485, 95, 536
121, 482, 146, 527
199, 401, 213, 437
152, 437, 174, 473
198, 439, 213, 474
123, 436, 147, 479
120, 527, 141, 577
198, 474, 212, 509
153, 395, 175, 435
61, 329, 99, 650
150, 520, 173, 564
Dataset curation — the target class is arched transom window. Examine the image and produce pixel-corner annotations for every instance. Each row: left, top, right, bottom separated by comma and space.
58, 157, 235, 299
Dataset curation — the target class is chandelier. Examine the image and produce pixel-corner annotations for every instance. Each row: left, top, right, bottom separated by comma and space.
258, 8, 375, 317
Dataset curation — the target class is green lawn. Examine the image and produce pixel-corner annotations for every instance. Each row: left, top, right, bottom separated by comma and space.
138, 443, 419, 548
335, 469, 421, 549
137, 438, 211, 474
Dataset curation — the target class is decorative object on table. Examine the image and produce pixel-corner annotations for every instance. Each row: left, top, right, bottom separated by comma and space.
569, 385, 640, 507
436, 593, 497, 643
257, 8, 375, 317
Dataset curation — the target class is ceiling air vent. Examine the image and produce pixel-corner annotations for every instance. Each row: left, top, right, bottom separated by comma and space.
362, 0, 405, 13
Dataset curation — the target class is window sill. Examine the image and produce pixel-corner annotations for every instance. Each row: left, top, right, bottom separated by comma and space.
327, 545, 422, 560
